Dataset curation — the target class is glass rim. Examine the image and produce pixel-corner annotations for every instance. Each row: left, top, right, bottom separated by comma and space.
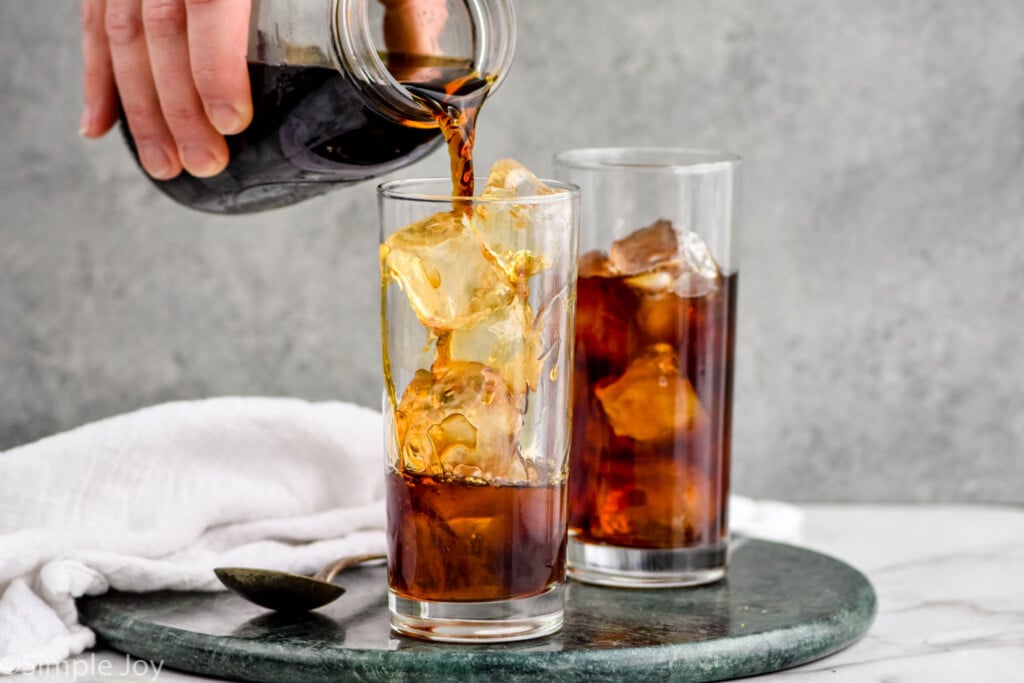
377, 177, 580, 204
554, 147, 741, 173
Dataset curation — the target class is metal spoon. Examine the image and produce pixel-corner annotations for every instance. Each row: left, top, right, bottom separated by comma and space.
214, 553, 385, 613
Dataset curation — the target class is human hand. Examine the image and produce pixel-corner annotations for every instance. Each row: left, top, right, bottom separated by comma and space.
79, 0, 254, 180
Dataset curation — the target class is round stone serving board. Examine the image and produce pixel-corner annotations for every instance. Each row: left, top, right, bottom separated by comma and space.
78, 539, 875, 683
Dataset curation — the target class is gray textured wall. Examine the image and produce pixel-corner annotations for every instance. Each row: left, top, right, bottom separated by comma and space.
1, 1, 1022, 503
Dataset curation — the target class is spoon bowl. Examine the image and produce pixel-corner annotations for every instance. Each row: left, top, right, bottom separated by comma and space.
214, 553, 386, 612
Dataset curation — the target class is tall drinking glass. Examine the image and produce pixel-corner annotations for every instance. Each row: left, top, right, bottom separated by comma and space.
378, 174, 579, 641
554, 148, 740, 588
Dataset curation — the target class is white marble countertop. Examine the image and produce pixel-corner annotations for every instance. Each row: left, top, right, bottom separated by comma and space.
749, 504, 1024, 681
14, 504, 1024, 682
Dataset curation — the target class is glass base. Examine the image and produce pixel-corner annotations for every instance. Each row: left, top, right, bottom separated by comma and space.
567, 537, 728, 588
388, 584, 564, 643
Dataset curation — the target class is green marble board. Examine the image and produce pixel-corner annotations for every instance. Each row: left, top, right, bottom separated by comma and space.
78, 539, 875, 682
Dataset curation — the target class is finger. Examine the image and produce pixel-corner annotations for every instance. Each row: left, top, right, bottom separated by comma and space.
143, 0, 228, 177
80, 0, 118, 137
106, 0, 182, 179
185, 0, 252, 135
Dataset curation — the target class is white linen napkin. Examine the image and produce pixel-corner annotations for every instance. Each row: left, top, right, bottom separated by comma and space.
0, 397, 801, 675
0, 397, 387, 675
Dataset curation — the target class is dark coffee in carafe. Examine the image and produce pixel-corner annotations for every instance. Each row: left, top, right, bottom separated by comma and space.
121, 0, 515, 214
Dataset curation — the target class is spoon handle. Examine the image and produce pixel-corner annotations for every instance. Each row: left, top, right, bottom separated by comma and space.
314, 553, 387, 583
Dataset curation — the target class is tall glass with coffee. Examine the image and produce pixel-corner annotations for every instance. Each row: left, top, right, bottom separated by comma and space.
555, 147, 740, 588
379, 161, 579, 641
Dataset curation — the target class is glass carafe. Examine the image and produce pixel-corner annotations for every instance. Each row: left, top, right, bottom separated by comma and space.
122, 0, 515, 214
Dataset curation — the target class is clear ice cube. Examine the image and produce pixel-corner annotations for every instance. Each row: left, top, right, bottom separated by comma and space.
471, 159, 567, 286
382, 209, 513, 331
447, 297, 543, 395
595, 343, 707, 442
612, 220, 721, 298
395, 361, 527, 483
609, 219, 679, 276
480, 158, 559, 201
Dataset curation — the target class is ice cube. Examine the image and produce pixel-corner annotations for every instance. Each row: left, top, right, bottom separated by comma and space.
593, 459, 714, 544
472, 159, 568, 288
608, 219, 678, 276
595, 343, 707, 442
395, 361, 527, 483
636, 303, 718, 351
635, 292, 688, 344
382, 209, 513, 331
578, 250, 617, 278
635, 459, 715, 541
447, 297, 542, 395
679, 230, 720, 281
611, 220, 721, 298
480, 158, 560, 201
614, 224, 721, 345
623, 270, 676, 294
